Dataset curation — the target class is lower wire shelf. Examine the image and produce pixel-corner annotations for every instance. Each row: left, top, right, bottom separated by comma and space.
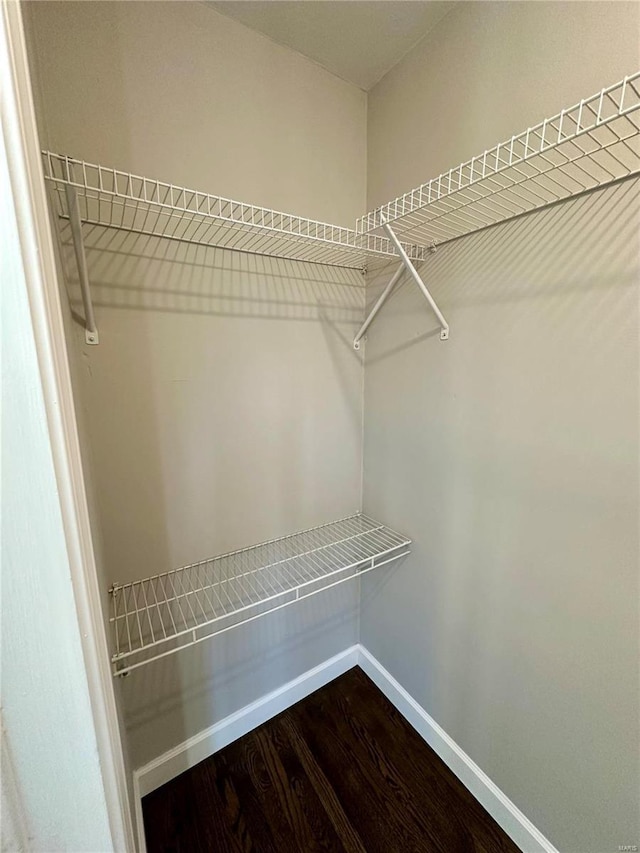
109, 513, 410, 676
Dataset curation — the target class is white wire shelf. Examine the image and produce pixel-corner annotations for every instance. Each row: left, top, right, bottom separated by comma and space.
109, 514, 410, 675
357, 72, 640, 247
42, 152, 426, 270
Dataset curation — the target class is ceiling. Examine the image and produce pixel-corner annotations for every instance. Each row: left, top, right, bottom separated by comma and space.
206, 2, 454, 91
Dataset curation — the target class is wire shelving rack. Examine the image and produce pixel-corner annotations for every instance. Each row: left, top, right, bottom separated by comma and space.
41, 72, 640, 350
42, 152, 426, 270
110, 514, 410, 675
357, 72, 640, 247
43, 72, 640, 677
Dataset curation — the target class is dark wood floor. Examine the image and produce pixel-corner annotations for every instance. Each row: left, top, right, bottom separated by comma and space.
142, 667, 521, 852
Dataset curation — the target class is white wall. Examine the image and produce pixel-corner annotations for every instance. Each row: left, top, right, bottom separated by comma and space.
26, 0, 366, 226
1, 99, 113, 853
25, 0, 366, 769
362, 4, 639, 853
367, 1, 640, 209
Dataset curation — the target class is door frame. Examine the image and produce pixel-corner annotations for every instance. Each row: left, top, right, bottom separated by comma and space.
1, 2, 135, 849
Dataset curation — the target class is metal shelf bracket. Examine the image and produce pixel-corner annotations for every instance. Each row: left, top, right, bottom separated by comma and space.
353, 214, 449, 349
64, 185, 99, 345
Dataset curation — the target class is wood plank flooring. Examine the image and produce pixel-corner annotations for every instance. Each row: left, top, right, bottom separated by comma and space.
142, 667, 521, 852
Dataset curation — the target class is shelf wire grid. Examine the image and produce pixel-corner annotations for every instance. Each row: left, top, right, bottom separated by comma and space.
109, 514, 410, 675
42, 151, 426, 270
357, 72, 640, 247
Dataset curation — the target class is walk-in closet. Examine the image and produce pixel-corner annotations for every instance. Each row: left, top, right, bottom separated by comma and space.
7, 1, 638, 851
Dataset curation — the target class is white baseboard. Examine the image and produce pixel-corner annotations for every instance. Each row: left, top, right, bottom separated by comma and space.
133, 642, 556, 853
134, 644, 359, 801
132, 772, 146, 853
357, 645, 558, 853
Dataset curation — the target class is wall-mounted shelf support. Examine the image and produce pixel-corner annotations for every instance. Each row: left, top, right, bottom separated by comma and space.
63, 184, 98, 344
353, 214, 449, 349
353, 261, 404, 350
381, 214, 449, 341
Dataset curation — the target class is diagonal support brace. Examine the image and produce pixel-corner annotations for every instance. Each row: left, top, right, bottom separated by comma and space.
353, 215, 449, 349
381, 214, 448, 341
64, 185, 99, 344
353, 262, 404, 350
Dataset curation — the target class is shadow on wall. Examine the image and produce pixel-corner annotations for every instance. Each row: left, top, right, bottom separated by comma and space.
55, 226, 366, 573
60, 224, 366, 324
364, 175, 640, 363
359, 177, 639, 851
118, 583, 359, 769
361, 176, 640, 680
53, 223, 367, 767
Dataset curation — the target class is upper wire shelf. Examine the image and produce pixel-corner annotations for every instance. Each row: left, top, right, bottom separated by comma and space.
42, 72, 640, 348
357, 72, 640, 247
110, 514, 410, 675
42, 151, 426, 270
